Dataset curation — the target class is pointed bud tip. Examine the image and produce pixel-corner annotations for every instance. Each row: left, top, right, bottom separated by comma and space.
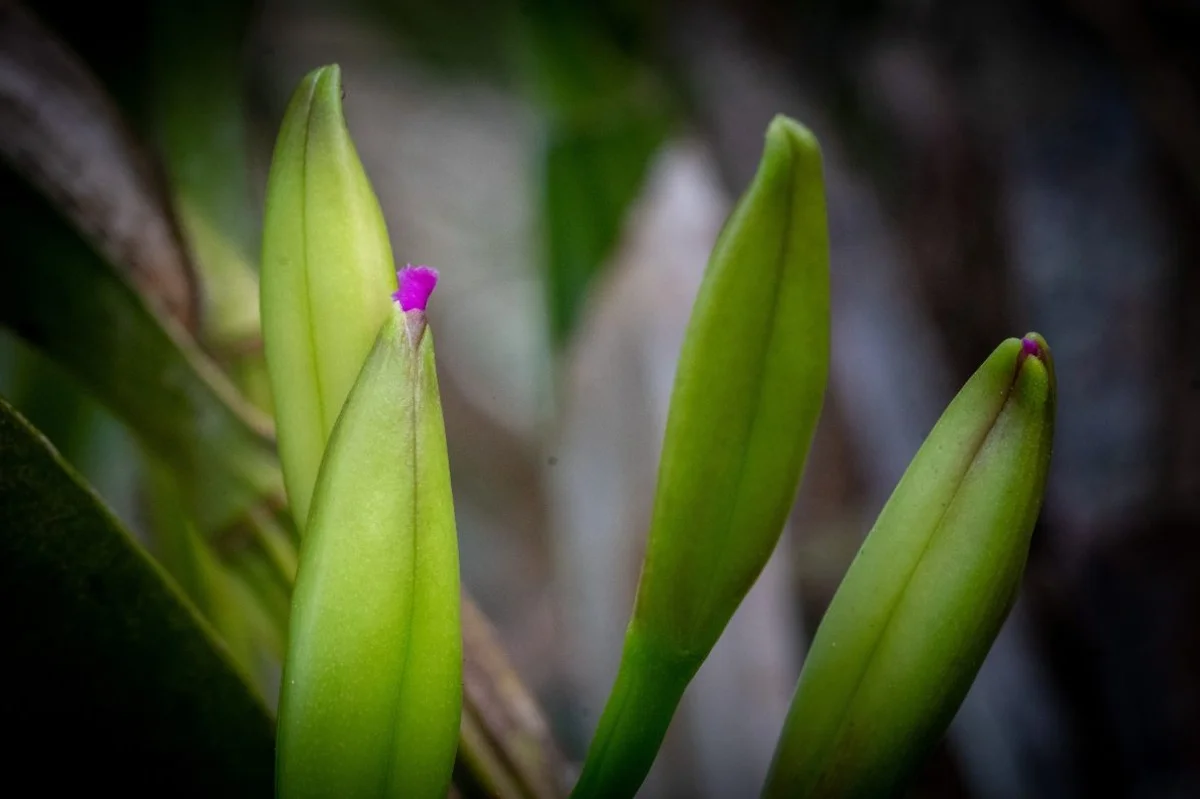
308, 63, 341, 81
754, 115, 823, 204
765, 115, 822, 166
393, 265, 439, 311
767, 114, 818, 146
1016, 333, 1051, 371
300, 64, 342, 101
1012, 332, 1054, 406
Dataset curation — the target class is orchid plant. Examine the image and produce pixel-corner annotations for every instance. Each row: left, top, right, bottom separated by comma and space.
259, 65, 1055, 799
0, 51, 1055, 799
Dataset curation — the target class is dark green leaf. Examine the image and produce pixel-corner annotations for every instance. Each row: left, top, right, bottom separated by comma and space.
0, 395, 274, 796
543, 111, 668, 344
520, 5, 673, 344
0, 168, 283, 537
0, 2, 282, 537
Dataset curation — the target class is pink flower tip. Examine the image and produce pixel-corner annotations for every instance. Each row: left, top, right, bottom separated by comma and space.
1020, 337, 1041, 358
393, 264, 439, 311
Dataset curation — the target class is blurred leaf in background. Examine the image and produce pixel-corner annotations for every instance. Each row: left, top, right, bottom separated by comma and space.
0, 171, 282, 537
147, 0, 271, 408
0, 2, 282, 541
0, 0, 288, 694
515, 1, 675, 346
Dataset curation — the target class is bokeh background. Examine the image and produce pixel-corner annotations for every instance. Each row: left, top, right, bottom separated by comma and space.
2, 0, 1198, 796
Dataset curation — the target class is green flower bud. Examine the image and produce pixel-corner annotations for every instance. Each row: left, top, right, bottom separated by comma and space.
764, 334, 1056, 798
571, 115, 830, 799
260, 64, 396, 530
276, 272, 461, 799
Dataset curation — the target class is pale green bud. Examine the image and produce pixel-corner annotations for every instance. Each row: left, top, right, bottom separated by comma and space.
260, 64, 396, 531
764, 334, 1056, 798
277, 285, 461, 799
572, 115, 830, 799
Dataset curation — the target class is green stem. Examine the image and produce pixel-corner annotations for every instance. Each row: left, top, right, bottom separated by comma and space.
570, 627, 697, 799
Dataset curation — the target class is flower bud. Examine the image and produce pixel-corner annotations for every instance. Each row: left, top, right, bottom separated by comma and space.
260, 64, 396, 530
276, 268, 461, 799
572, 115, 830, 799
764, 334, 1056, 798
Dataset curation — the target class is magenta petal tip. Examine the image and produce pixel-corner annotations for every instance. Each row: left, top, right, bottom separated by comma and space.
393, 264, 439, 311
1020, 337, 1041, 358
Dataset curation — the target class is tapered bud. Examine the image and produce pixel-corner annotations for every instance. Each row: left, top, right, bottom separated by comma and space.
276, 276, 461, 799
260, 64, 396, 530
572, 115, 830, 799
764, 333, 1056, 798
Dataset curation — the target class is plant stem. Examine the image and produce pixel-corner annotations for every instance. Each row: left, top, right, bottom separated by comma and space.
570, 628, 696, 799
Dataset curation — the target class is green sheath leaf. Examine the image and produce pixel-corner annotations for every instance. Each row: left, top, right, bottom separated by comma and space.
277, 307, 461, 799
764, 334, 1056, 798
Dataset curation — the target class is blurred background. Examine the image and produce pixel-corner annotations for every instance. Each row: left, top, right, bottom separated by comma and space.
1, 0, 1198, 796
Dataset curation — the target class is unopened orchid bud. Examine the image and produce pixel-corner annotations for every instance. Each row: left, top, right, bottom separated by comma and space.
572, 115, 830, 799
764, 333, 1056, 798
260, 64, 396, 530
276, 267, 461, 799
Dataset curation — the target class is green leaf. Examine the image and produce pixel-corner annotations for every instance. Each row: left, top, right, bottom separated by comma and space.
3, 335, 103, 473
147, 0, 270, 410
147, 0, 259, 271
221, 509, 298, 662
0, 168, 283, 538
542, 111, 668, 344
0, 5, 281, 538
523, 5, 673, 345
0, 394, 274, 796
143, 454, 258, 674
